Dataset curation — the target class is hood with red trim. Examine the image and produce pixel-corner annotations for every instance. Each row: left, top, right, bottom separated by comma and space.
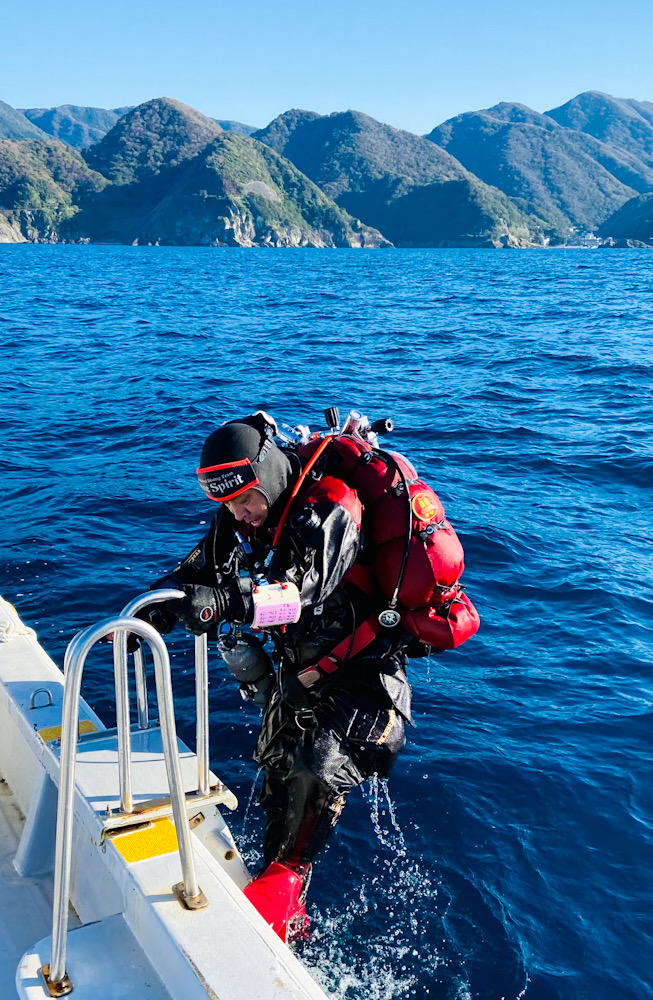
197, 415, 294, 509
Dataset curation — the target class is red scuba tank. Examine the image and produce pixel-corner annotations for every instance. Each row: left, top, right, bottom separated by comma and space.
295, 435, 480, 652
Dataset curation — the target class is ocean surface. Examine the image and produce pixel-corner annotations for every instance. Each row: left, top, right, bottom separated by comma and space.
1, 245, 652, 1000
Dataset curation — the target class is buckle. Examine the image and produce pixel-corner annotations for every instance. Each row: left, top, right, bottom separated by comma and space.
295, 708, 317, 731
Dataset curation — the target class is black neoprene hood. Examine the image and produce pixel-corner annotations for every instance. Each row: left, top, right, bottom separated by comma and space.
197, 416, 293, 508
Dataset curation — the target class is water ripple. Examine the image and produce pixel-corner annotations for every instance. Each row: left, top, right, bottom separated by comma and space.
1, 245, 652, 1000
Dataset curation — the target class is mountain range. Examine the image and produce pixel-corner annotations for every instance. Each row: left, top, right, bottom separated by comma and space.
253, 110, 542, 247
427, 101, 653, 235
1, 91, 652, 247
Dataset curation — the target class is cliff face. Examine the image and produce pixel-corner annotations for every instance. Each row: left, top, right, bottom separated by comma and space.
0, 214, 26, 242
255, 109, 544, 247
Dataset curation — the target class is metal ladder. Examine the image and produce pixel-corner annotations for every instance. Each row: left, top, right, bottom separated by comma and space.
42, 592, 216, 997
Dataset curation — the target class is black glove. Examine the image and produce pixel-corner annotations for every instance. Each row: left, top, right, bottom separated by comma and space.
138, 602, 179, 637
126, 588, 219, 639
139, 575, 190, 638
172, 585, 222, 634
126, 632, 142, 653
121, 601, 178, 652
174, 578, 253, 634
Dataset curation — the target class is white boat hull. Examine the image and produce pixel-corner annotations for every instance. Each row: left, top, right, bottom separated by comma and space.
0, 597, 328, 1000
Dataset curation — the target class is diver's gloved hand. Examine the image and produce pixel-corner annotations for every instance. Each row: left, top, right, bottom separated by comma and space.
137, 602, 179, 637
174, 584, 230, 634
174, 579, 252, 633
125, 632, 142, 654
139, 575, 191, 636
119, 601, 179, 651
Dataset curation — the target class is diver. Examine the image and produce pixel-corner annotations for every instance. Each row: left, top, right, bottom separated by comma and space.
136, 409, 478, 933
139, 412, 412, 907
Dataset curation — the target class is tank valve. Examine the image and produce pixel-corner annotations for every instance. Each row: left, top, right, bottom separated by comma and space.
370, 418, 394, 435
324, 406, 340, 431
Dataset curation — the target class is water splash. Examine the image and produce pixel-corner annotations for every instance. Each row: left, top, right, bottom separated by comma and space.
241, 765, 263, 838
233, 767, 265, 871
297, 855, 471, 999
362, 775, 407, 856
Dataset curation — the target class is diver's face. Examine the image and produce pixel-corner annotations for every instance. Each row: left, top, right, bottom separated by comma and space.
224, 488, 269, 528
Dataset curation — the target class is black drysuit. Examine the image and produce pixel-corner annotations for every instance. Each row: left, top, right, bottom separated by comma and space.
155, 460, 412, 867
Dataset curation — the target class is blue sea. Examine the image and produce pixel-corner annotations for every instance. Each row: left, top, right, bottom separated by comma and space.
1, 245, 652, 1000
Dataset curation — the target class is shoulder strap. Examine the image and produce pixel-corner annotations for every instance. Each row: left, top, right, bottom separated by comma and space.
271, 436, 333, 549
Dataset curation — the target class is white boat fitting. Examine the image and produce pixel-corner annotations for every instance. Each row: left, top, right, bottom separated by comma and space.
0, 594, 329, 1000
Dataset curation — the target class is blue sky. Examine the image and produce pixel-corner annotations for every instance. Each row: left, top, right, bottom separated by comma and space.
3, 0, 652, 134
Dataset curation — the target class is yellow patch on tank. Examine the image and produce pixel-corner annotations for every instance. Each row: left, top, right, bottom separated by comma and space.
411, 491, 440, 522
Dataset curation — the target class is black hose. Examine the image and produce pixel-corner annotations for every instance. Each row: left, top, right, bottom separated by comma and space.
374, 447, 413, 611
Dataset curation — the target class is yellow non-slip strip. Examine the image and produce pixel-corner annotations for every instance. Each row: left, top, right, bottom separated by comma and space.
39, 720, 98, 742
110, 817, 179, 863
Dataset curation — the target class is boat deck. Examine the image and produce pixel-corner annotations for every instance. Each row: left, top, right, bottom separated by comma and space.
0, 774, 70, 993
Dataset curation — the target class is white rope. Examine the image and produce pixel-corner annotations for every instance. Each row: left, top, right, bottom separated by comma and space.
0, 619, 37, 642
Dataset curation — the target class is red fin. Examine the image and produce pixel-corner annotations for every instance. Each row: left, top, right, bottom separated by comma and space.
243, 862, 307, 943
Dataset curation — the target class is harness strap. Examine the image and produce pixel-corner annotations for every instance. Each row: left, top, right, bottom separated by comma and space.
317, 613, 382, 674
273, 436, 405, 679
341, 561, 376, 595
272, 437, 332, 549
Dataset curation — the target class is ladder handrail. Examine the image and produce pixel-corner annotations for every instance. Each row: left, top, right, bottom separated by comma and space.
120, 588, 185, 731
118, 590, 210, 803
116, 589, 185, 812
194, 632, 210, 797
49, 616, 205, 990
